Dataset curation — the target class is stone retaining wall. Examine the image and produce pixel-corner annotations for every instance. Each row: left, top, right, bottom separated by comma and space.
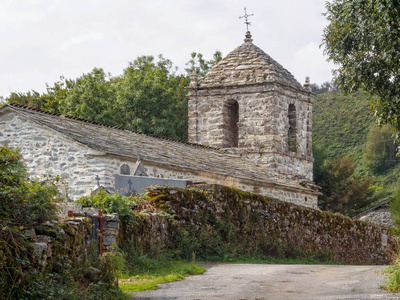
56, 203, 119, 253
30, 217, 92, 265
129, 185, 397, 265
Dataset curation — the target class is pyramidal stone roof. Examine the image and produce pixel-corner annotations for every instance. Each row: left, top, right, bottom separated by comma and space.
199, 32, 303, 89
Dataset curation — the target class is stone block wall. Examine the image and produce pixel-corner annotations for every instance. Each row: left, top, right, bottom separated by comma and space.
357, 207, 394, 228
0, 111, 118, 199
30, 217, 92, 265
56, 203, 119, 253
131, 185, 396, 265
188, 84, 314, 180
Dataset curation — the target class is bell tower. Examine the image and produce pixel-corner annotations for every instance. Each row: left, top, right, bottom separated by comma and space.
187, 32, 314, 181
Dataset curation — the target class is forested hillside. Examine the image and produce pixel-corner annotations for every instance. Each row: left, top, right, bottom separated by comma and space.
313, 89, 399, 216
313, 90, 375, 159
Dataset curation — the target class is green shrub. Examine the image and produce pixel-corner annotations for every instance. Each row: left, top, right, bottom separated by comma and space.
78, 189, 137, 224
383, 257, 400, 292
0, 145, 125, 299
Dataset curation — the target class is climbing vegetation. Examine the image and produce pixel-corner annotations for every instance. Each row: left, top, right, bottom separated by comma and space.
0, 144, 125, 299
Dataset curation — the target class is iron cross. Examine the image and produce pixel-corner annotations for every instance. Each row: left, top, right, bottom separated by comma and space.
95, 175, 100, 186
239, 7, 254, 31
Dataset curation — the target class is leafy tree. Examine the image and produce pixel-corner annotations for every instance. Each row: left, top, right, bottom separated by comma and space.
5, 51, 225, 142
322, 0, 400, 143
0, 145, 125, 299
311, 80, 338, 94
313, 145, 327, 182
316, 156, 374, 216
115, 55, 186, 139
313, 89, 375, 159
0, 145, 59, 226
61, 68, 118, 126
185, 50, 223, 77
7, 77, 75, 114
0, 145, 59, 297
363, 125, 398, 174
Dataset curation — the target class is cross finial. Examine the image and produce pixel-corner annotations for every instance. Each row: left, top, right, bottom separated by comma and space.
239, 7, 254, 32
95, 175, 100, 187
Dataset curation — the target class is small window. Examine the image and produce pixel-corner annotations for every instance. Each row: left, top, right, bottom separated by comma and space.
288, 104, 297, 152
223, 100, 239, 147
120, 164, 130, 175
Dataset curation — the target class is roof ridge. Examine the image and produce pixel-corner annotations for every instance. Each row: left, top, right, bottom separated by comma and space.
6, 103, 226, 152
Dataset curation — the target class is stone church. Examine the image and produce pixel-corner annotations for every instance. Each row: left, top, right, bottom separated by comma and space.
0, 31, 319, 208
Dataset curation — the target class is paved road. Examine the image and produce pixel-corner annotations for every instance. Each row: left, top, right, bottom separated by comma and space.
132, 264, 400, 300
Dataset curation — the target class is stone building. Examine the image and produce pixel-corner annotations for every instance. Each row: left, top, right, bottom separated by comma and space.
0, 104, 318, 207
0, 31, 319, 208
353, 200, 394, 228
188, 31, 314, 180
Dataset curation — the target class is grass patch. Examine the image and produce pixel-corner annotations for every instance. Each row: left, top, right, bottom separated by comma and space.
194, 252, 338, 266
119, 260, 206, 294
382, 263, 400, 292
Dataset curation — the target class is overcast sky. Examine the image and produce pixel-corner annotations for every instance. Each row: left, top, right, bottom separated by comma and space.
0, 0, 336, 98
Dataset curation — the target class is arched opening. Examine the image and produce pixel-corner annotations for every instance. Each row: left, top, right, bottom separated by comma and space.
223, 100, 239, 147
288, 104, 297, 152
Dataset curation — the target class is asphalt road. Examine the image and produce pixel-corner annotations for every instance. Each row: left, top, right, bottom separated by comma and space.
132, 264, 400, 300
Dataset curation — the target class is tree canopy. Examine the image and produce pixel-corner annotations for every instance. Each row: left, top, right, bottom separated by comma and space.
363, 125, 398, 174
322, 0, 400, 142
7, 52, 222, 142
316, 155, 374, 216
185, 51, 223, 78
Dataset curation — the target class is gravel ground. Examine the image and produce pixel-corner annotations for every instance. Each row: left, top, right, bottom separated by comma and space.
131, 264, 400, 300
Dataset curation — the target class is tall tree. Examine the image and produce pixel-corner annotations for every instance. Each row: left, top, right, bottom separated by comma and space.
115, 55, 186, 139
317, 156, 374, 216
61, 68, 118, 126
185, 51, 223, 78
5, 51, 224, 142
363, 125, 398, 174
322, 0, 400, 143
7, 77, 74, 114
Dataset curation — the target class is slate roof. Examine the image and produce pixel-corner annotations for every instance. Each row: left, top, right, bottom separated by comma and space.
352, 199, 392, 219
200, 32, 303, 89
2, 104, 317, 194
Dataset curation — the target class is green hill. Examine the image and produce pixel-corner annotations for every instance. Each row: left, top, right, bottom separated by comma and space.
313, 90, 375, 159
313, 89, 400, 214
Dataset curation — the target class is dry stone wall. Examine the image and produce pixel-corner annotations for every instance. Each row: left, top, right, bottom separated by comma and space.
358, 208, 394, 228
128, 185, 396, 265
56, 203, 120, 253
30, 217, 92, 265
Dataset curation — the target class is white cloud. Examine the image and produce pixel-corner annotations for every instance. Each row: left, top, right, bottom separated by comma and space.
0, 0, 335, 97
291, 41, 335, 84
60, 32, 104, 52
